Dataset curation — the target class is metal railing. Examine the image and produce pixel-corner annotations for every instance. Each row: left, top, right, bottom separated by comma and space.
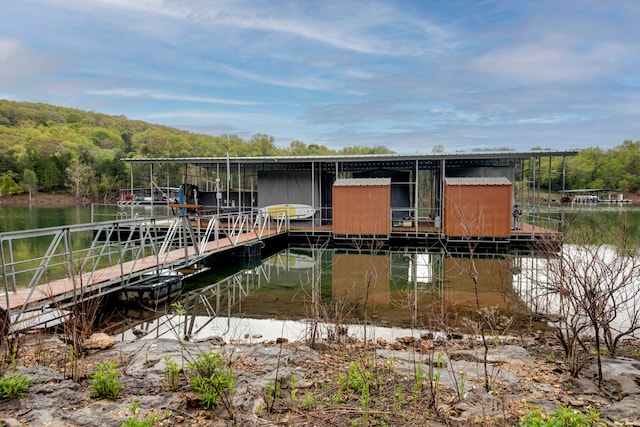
1, 209, 289, 331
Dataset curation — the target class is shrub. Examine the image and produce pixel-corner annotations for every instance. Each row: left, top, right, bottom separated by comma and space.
186, 350, 235, 409
89, 362, 123, 399
338, 361, 371, 394
520, 406, 605, 427
0, 373, 31, 399
163, 354, 181, 391
120, 400, 164, 427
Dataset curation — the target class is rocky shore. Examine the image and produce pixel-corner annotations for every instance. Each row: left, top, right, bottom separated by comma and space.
1, 330, 640, 427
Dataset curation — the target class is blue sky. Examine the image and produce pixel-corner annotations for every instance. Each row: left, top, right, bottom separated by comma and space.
1, 0, 638, 154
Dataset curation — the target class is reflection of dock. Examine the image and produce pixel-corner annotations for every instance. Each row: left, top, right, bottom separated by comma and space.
106, 250, 309, 340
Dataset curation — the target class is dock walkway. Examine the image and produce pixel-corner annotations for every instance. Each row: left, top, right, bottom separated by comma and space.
1, 230, 273, 312
1, 211, 288, 330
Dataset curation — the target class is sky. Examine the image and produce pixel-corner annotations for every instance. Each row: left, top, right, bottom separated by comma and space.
1, 0, 639, 154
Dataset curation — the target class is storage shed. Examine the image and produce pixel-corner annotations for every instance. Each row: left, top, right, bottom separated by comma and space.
332, 178, 391, 235
443, 177, 512, 238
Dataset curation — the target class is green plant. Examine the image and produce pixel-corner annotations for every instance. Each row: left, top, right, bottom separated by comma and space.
266, 379, 281, 404
414, 362, 424, 394
546, 351, 556, 363
385, 356, 394, 374
304, 392, 315, 410
458, 371, 466, 396
0, 373, 31, 399
520, 406, 605, 427
186, 350, 236, 410
89, 362, 123, 399
120, 401, 164, 427
163, 355, 181, 391
393, 385, 405, 410
434, 352, 445, 369
290, 374, 297, 403
338, 361, 372, 394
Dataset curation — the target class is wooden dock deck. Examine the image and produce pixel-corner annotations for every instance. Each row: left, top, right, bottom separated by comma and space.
1, 229, 277, 312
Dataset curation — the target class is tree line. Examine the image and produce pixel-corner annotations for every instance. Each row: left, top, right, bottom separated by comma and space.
532, 141, 640, 194
0, 99, 638, 199
0, 100, 392, 199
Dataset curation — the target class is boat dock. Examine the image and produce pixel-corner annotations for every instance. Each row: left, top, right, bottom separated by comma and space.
0, 210, 288, 332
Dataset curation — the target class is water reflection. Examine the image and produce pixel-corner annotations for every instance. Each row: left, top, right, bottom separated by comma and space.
110, 247, 538, 341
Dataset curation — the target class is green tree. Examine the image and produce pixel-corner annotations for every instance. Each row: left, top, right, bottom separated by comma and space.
0, 172, 21, 196
66, 158, 94, 198
22, 168, 38, 200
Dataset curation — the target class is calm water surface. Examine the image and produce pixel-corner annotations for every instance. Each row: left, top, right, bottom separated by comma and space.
3, 204, 640, 338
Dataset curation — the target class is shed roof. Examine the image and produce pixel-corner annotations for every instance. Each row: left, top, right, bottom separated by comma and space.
444, 177, 512, 186
333, 178, 392, 187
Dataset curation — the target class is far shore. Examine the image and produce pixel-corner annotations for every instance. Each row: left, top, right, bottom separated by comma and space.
0, 193, 97, 207
1, 191, 639, 209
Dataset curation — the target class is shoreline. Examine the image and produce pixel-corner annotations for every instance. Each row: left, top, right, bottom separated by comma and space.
0, 193, 94, 207
2, 330, 640, 426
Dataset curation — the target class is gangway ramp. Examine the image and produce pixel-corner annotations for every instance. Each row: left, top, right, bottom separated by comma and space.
1, 210, 289, 332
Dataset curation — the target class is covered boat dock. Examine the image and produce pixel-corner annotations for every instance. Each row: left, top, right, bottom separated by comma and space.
122, 150, 577, 247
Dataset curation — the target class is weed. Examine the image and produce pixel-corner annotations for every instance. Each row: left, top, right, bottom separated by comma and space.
186, 350, 236, 410
385, 356, 394, 374
414, 362, 424, 392
393, 385, 405, 411
163, 355, 181, 391
338, 361, 372, 394
434, 352, 445, 368
120, 400, 168, 427
89, 362, 123, 399
0, 373, 31, 399
520, 406, 605, 426
546, 351, 556, 363
304, 392, 315, 410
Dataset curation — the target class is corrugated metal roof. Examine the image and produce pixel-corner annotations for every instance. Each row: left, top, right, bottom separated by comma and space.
444, 177, 512, 186
333, 178, 392, 186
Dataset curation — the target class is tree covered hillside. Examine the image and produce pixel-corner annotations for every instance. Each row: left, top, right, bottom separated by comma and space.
0, 100, 393, 199
1, 100, 638, 200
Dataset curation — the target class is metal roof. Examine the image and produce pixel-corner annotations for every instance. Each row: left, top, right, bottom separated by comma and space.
120, 150, 578, 165
333, 178, 392, 186
444, 177, 512, 186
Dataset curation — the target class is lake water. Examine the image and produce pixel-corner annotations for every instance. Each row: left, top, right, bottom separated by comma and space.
3, 203, 640, 339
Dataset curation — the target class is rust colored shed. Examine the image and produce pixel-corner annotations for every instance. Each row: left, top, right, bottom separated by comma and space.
332, 178, 391, 235
443, 177, 512, 238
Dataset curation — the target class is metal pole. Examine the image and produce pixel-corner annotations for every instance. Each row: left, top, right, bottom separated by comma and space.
311, 161, 315, 232
225, 145, 230, 208
150, 163, 154, 209
414, 160, 419, 231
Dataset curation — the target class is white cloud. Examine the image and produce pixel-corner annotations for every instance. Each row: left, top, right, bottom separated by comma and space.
0, 38, 64, 85
472, 38, 627, 83
85, 88, 261, 106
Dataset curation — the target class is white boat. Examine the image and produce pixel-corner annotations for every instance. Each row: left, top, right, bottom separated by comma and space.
259, 204, 316, 220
